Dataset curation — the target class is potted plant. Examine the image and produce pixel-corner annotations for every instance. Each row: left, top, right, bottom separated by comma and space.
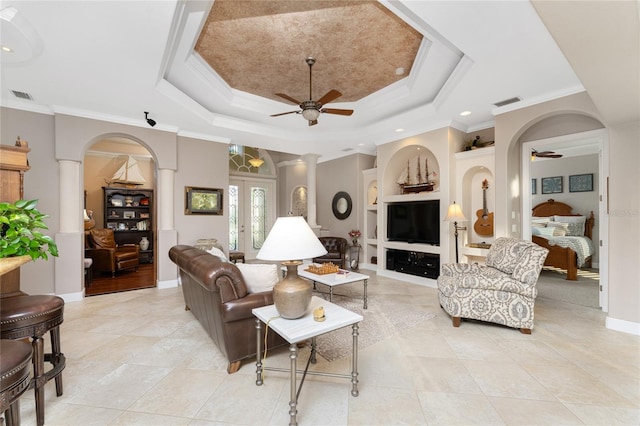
0, 199, 58, 275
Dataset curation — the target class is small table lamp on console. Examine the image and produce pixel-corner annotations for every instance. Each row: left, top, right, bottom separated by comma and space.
257, 216, 327, 319
445, 202, 467, 263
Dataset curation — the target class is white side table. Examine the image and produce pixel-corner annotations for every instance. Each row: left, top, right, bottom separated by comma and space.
253, 296, 363, 426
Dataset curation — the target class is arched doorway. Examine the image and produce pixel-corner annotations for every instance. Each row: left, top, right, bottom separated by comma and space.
83, 136, 158, 295
508, 113, 608, 311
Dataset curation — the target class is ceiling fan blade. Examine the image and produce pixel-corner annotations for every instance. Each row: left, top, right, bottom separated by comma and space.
270, 110, 299, 117
316, 89, 342, 106
308, 119, 318, 126
321, 108, 354, 116
546, 154, 563, 158
275, 93, 302, 105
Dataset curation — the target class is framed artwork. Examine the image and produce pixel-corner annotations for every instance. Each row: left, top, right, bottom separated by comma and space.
541, 176, 563, 194
569, 173, 594, 192
123, 211, 135, 219
185, 186, 223, 215
531, 178, 537, 195
107, 222, 116, 230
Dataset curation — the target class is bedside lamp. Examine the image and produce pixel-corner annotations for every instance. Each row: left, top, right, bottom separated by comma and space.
445, 202, 467, 263
257, 216, 327, 319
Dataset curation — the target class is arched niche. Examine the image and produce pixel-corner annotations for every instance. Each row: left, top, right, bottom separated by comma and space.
461, 166, 495, 244
290, 185, 307, 219
382, 144, 440, 197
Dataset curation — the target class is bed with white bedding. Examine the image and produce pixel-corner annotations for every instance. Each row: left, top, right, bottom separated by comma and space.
531, 199, 595, 281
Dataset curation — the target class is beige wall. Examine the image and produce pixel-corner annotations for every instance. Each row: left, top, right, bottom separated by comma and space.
174, 136, 230, 253
317, 153, 375, 240
495, 92, 639, 328
607, 120, 639, 326
1, 108, 58, 294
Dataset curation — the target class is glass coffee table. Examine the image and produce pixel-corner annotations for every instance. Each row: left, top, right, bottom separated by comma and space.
253, 296, 363, 426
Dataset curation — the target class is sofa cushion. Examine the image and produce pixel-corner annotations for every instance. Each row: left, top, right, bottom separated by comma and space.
235, 263, 279, 293
206, 246, 228, 261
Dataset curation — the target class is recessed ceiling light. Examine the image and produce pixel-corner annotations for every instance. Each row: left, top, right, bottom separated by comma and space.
358, 143, 365, 146
460, 111, 471, 116
395, 128, 404, 133
1, 46, 13, 52
395, 67, 405, 76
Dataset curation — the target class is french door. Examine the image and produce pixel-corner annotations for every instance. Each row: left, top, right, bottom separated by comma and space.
229, 178, 275, 260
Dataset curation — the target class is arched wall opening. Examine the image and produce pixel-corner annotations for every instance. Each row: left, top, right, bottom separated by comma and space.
83, 135, 158, 291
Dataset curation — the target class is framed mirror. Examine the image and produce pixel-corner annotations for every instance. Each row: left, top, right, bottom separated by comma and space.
332, 191, 352, 220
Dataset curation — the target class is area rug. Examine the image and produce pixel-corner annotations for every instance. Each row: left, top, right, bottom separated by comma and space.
313, 293, 435, 362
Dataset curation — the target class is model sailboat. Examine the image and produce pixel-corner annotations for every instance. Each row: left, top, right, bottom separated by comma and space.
111, 156, 146, 187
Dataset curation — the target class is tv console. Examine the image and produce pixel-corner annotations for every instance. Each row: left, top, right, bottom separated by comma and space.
386, 249, 440, 279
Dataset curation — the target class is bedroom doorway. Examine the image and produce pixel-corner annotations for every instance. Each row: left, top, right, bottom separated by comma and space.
521, 129, 608, 311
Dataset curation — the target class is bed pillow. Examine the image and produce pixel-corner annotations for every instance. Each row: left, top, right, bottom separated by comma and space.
532, 226, 544, 236
236, 263, 279, 293
547, 221, 569, 236
536, 227, 556, 237
554, 215, 586, 236
532, 216, 552, 226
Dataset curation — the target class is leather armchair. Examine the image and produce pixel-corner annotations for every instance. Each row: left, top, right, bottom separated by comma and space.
85, 229, 139, 277
313, 237, 347, 269
437, 237, 548, 334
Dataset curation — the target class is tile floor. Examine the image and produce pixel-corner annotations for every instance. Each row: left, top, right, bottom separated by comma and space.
11, 271, 640, 425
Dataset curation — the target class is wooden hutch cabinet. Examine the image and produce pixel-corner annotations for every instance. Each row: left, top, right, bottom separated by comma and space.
103, 187, 154, 264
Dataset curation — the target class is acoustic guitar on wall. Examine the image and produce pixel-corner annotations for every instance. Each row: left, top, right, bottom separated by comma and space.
474, 179, 494, 236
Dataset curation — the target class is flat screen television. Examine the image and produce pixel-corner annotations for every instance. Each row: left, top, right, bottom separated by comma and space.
387, 200, 440, 245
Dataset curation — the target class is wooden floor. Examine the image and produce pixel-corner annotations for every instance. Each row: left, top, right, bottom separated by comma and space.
85, 263, 155, 296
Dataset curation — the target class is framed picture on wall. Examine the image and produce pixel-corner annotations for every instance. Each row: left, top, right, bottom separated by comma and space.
531, 178, 537, 195
185, 186, 223, 215
569, 173, 594, 192
541, 176, 563, 194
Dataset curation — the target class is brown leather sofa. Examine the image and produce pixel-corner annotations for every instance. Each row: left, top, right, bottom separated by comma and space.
85, 229, 139, 277
313, 236, 347, 268
169, 245, 286, 374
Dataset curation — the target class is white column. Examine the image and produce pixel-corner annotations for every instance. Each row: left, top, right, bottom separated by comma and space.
157, 168, 174, 230
59, 159, 82, 233
302, 154, 320, 233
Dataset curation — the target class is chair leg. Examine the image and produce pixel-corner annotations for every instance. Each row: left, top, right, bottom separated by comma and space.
227, 360, 241, 374
50, 327, 64, 396
452, 317, 461, 327
6, 401, 21, 426
31, 335, 45, 426
519, 328, 532, 334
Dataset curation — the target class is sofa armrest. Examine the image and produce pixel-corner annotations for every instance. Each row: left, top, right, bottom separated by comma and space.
118, 244, 140, 254
85, 247, 116, 270
221, 291, 275, 323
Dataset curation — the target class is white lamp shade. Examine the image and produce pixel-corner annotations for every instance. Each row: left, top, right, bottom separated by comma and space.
257, 216, 327, 261
83, 209, 91, 221
445, 202, 467, 222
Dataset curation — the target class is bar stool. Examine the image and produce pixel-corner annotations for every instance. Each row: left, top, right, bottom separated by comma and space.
1, 295, 66, 426
0, 339, 32, 426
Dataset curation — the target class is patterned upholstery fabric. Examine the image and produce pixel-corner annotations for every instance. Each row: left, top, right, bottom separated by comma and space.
437, 237, 548, 332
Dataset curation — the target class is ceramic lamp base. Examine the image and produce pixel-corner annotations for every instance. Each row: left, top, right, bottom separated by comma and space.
274, 261, 312, 319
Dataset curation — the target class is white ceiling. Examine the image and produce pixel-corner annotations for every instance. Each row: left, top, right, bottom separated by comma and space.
1, 1, 635, 161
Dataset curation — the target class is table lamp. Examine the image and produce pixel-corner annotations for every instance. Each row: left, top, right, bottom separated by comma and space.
444, 202, 467, 263
257, 216, 327, 319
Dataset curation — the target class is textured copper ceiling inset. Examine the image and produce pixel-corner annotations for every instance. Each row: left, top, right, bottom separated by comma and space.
195, 1, 423, 103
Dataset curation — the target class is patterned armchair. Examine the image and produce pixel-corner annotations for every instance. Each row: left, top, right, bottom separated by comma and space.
437, 237, 548, 334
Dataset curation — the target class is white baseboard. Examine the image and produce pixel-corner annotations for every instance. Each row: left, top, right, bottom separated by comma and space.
157, 279, 178, 289
606, 316, 640, 336
58, 291, 84, 303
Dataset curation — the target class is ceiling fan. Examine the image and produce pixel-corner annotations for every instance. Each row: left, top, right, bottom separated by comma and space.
271, 57, 354, 126
531, 149, 563, 159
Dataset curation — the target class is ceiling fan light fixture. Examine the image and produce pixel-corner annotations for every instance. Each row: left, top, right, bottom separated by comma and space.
302, 108, 320, 121
248, 157, 264, 168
